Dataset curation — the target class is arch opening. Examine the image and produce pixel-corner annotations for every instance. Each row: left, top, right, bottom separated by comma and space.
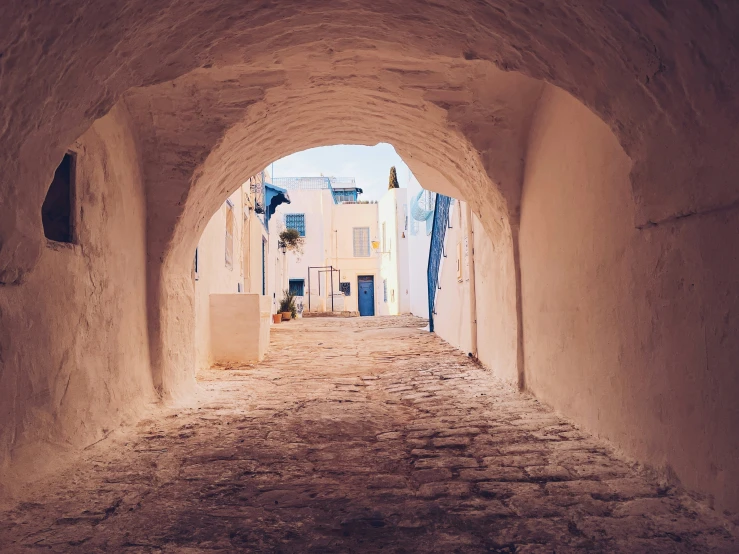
153, 115, 521, 399
185, 142, 518, 385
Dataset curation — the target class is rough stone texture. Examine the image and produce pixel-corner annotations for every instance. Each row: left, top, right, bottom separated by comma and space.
519, 85, 739, 514
0, 105, 157, 491
0, 317, 734, 552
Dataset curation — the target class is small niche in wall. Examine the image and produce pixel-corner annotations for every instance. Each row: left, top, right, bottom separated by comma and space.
42, 152, 75, 243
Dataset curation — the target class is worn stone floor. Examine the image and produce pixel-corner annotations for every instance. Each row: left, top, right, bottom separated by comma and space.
1, 315, 736, 553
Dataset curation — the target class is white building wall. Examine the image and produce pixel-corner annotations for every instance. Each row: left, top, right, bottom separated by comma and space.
271, 189, 332, 313
472, 214, 518, 383
268, 222, 287, 315
245, 215, 269, 296
271, 185, 414, 317
396, 190, 411, 314
194, 170, 283, 369
378, 188, 409, 315
194, 186, 250, 370
330, 202, 382, 313
432, 198, 473, 354
407, 176, 431, 318
431, 196, 518, 378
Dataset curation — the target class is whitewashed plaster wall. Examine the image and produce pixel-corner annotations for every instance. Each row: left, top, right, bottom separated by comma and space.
406, 176, 433, 319
378, 188, 410, 315
193, 186, 247, 371
432, 199, 473, 354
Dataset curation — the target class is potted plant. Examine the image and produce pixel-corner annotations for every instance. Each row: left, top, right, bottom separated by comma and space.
279, 290, 296, 321
272, 313, 282, 324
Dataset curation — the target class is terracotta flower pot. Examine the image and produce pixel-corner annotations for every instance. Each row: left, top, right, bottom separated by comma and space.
272, 314, 282, 324
282, 311, 291, 321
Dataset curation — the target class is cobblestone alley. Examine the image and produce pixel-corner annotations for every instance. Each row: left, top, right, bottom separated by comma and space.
0, 316, 735, 553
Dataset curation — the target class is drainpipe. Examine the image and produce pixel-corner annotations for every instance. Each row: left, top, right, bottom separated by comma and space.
465, 202, 478, 359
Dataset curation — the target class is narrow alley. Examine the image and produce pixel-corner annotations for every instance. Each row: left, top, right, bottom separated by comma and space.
0, 316, 734, 552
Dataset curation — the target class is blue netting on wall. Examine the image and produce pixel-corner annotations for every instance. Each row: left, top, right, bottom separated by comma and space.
427, 194, 451, 333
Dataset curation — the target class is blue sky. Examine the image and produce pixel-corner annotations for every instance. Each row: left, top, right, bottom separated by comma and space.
269, 143, 413, 201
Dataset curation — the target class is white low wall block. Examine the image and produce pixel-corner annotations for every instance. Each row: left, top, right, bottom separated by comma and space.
210, 294, 271, 364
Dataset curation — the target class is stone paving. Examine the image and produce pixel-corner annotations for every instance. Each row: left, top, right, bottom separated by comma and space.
0, 315, 735, 552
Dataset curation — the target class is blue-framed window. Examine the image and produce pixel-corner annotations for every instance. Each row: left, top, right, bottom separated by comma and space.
332, 189, 359, 203
285, 213, 306, 237
289, 279, 305, 297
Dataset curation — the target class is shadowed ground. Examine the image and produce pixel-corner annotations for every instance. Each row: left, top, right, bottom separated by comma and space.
0, 316, 735, 552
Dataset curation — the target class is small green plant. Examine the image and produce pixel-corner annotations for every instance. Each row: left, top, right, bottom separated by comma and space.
279, 289, 297, 318
279, 228, 304, 253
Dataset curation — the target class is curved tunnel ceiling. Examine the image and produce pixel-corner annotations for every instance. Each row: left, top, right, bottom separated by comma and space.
122, 55, 545, 268
2, 1, 738, 282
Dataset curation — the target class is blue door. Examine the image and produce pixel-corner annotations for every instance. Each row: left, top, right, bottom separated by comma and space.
358, 276, 375, 316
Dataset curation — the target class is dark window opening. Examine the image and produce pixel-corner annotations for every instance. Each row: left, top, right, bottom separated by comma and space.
42, 153, 75, 243
339, 282, 351, 296
289, 279, 305, 297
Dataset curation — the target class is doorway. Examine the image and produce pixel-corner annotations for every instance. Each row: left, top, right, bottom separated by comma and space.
357, 275, 375, 316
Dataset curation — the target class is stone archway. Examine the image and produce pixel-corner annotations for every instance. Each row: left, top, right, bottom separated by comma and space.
1, 0, 739, 515
126, 59, 544, 397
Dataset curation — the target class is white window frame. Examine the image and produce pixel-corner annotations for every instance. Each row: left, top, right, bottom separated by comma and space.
353, 227, 370, 257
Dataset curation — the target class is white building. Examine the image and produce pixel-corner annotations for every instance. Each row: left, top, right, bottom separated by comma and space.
406, 175, 433, 318
193, 170, 290, 368
269, 177, 410, 317
425, 189, 518, 383
378, 186, 410, 315
429, 196, 474, 354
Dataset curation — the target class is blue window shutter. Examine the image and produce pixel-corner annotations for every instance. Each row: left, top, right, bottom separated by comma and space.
285, 213, 306, 237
